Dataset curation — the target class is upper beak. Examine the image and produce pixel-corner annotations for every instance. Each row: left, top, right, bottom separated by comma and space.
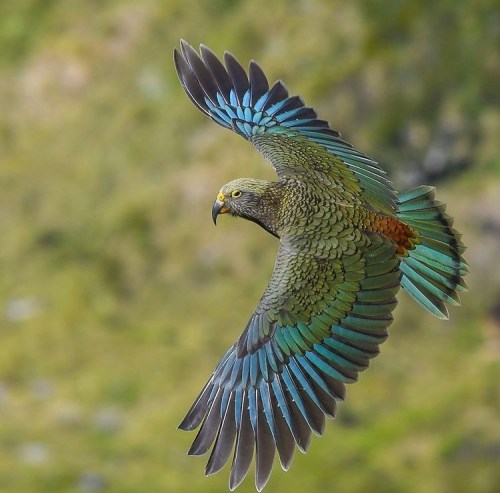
211, 199, 228, 224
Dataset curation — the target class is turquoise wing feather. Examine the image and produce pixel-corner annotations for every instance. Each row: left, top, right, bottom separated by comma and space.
179, 233, 400, 491
174, 40, 397, 215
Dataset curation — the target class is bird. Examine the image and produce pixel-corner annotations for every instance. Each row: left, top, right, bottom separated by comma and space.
173, 40, 468, 491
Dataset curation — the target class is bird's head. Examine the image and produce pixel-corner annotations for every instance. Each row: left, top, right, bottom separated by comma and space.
211, 178, 272, 225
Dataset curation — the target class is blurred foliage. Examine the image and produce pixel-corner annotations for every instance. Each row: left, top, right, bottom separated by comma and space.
0, 0, 499, 492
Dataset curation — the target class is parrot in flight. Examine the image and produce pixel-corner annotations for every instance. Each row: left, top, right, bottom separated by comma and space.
173, 40, 467, 491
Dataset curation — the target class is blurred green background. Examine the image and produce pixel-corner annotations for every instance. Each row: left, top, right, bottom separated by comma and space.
1, 1, 499, 492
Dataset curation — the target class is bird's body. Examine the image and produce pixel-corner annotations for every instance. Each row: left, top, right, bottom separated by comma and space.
174, 41, 468, 491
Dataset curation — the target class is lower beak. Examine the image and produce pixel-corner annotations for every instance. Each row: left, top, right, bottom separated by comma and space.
211, 199, 228, 224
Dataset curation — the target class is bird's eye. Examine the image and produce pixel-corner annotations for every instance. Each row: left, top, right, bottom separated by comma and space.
231, 190, 242, 198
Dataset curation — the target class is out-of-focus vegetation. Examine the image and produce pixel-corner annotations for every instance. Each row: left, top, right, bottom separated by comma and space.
1, 1, 499, 492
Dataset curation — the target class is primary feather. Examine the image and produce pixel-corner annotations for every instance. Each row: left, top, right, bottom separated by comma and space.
174, 41, 468, 491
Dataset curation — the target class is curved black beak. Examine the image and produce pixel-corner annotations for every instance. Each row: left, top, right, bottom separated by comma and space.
211, 199, 225, 225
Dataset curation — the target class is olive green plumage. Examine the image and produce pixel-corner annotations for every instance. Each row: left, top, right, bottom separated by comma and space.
174, 40, 468, 491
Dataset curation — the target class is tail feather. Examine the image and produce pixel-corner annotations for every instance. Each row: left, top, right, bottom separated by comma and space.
397, 186, 468, 319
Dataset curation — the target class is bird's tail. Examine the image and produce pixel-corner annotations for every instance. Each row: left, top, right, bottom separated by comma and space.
396, 186, 468, 319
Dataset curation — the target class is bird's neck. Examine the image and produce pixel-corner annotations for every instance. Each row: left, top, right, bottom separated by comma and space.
241, 181, 284, 238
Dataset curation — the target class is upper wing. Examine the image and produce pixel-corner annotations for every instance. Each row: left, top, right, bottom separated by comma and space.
179, 233, 401, 491
174, 40, 397, 215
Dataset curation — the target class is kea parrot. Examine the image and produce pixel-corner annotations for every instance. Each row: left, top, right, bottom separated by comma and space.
173, 40, 468, 491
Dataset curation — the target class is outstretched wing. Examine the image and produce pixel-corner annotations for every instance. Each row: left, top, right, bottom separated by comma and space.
179, 233, 401, 491
174, 40, 397, 215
